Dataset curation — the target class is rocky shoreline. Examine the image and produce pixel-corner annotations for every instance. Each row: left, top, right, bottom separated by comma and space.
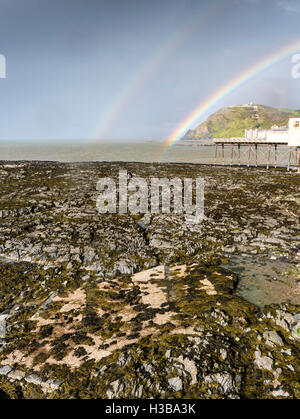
0, 161, 299, 399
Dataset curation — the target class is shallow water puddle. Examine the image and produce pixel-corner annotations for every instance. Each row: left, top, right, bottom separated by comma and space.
222, 255, 300, 308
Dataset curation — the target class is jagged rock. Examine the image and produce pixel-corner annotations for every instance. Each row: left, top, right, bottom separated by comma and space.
143, 363, 153, 374
0, 341, 8, 354
254, 349, 273, 371
176, 356, 198, 385
270, 389, 290, 398
45, 378, 63, 391
41, 292, 57, 310
220, 349, 227, 361
25, 374, 46, 386
168, 376, 183, 392
114, 260, 134, 275
263, 331, 284, 347
204, 373, 239, 394
0, 365, 12, 376
106, 380, 120, 398
291, 321, 300, 340
0, 316, 7, 339
137, 220, 147, 230
8, 370, 26, 381
134, 384, 143, 398
149, 237, 172, 249
85, 262, 103, 272
273, 310, 293, 332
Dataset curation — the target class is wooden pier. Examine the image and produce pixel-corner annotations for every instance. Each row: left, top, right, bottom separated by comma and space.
213, 138, 300, 171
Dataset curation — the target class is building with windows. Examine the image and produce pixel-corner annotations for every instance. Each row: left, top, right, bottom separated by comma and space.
288, 118, 300, 147
245, 126, 288, 143
213, 118, 300, 170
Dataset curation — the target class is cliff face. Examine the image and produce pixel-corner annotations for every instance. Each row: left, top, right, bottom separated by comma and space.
183, 105, 300, 140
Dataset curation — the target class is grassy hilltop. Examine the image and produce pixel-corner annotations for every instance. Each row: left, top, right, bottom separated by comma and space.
183, 104, 300, 140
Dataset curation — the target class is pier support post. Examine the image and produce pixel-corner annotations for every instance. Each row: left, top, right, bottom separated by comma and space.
222, 143, 225, 166
248, 144, 254, 167
274, 144, 278, 168
248, 145, 250, 167
288, 147, 292, 171
238, 144, 241, 166
255, 144, 258, 167
267, 144, 271, 170
215, 144, 218, 165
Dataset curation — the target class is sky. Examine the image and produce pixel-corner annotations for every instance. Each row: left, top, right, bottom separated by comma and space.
0, 0, 300, 141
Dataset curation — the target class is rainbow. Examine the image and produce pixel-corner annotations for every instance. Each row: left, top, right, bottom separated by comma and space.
162, 39, 300, 153
92, 0, 228, 141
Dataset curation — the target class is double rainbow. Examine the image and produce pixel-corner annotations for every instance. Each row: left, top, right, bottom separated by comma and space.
92, 0, 228, 141
162, 39, 300, 153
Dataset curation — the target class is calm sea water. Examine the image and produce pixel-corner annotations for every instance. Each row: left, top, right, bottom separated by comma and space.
223, 256, 299, 308
0, 140, 291, 166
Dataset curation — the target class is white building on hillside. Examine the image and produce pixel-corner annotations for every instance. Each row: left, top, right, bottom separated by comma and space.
288, 118, 300, 146
245, 119, 300, 145
245, 125, 288, 143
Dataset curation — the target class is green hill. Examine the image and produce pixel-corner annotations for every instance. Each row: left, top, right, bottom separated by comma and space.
183, 104, 300, 140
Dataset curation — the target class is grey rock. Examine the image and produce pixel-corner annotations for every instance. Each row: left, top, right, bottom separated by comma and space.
0, 319, 6, 339
93, 366, 107, 377
254, 349, 273, 371
0, 313, 9, 339
143, 363, 153, 374
263, 331, 284, 347
114, 260, 134, 275
0, 341, 8, 353
0, 365, 12, 376
271, 389, 290, 398
168, 376, 183, 392
41, 292, 57, 310
137, 220, 147, 230
106, 380, 120, 398
274, 310, 293, 331
25, 374, 46, 386
204, 373, 237, 394
45, 378, 63, 391
220, 348, 227, 361
149, 237, 172, 249
291, 321, 300, 340
165, 349, 171, 359
134, 384, 143, 398
85, 262, 103, 272
293, 313, 300, 322
83, 247, 96, 263
117, 353, 126, 367
8, 370, 26, 381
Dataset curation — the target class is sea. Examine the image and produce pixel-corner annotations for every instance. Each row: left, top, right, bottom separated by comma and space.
0, 140, 291, 166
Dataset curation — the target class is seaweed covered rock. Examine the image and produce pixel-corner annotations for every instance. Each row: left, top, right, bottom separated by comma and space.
0, 161, 299, 398
0, 262, 299, 399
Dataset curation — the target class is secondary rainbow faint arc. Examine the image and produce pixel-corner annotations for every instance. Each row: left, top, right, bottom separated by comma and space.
162, 39, 300, 153
92, 0, 228, 142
